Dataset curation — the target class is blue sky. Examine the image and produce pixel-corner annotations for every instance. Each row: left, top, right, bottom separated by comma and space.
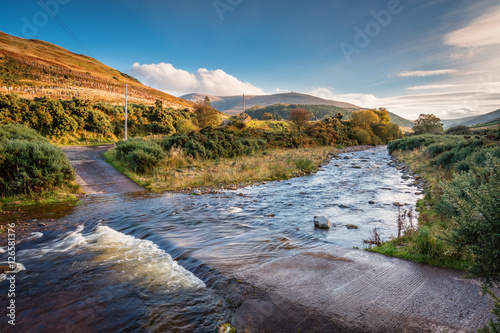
1, 0, 499, 119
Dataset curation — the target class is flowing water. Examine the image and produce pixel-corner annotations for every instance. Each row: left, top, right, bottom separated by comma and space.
0, 146, 423, 332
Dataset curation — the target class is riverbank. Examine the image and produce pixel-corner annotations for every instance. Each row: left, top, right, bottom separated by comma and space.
105, 144, 373, 193
369, 133, 500, 275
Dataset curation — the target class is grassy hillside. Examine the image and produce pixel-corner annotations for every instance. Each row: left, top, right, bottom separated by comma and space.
0, 31, 191, 108
442, 109, 500, 129
244, 104, 414, 128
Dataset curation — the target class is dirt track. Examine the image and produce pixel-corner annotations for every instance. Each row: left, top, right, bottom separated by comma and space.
61, 145, 144, 194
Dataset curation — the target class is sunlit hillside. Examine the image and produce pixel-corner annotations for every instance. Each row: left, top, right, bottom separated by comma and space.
0, 31, 191, 108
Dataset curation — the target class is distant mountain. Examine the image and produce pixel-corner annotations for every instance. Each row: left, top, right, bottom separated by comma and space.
442, 109, 500, 129
0, 31, 191, 108
181, 92, 362, 114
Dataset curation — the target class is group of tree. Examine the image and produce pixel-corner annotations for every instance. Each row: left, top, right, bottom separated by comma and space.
0, 93, 211, 140
347, 108, 402, 145
246, 104, 351, 122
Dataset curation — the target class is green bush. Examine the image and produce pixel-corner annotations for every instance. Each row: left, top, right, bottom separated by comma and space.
294, 158, 316, 173
425, 141, 460, 158
0, 123, 49, 142
0, 134, 74, 195
85, 109, 112, 134
126, 149, 162, 174
115, 139, 166, 174
388, 134, 441, 153
442, 155, 500, 287
445, 125, 471, 135
161, 130, 266, 160
352, 128, 371, 145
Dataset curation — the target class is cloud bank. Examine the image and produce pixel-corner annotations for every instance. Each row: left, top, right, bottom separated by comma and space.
130, 62, 265, 96
307, 86, 500, 120
444, 5, 500, 48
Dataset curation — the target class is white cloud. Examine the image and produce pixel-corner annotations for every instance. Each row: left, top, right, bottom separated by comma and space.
307, 87, 379, 108
396, 69, 457, 77
444, 5, 500, 48
307, 86, 500, 120
306, 87, 336, 100
130, 62, 265, 96
449, 48, 481, 60
407, 84, 458, 91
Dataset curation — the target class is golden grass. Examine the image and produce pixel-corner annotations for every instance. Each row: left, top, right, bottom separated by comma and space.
106, 146, 336, 192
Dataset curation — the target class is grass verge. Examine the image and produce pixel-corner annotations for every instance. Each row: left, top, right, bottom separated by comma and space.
0, 183, 82, 209
105, 146, 336, 191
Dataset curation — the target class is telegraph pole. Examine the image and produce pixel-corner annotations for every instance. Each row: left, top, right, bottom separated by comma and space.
124, 84, 128, 140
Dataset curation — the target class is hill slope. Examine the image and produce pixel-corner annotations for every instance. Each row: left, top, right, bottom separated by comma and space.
181, 92, 362, 114
442, 109, 500, 128
0, 31, 191, 108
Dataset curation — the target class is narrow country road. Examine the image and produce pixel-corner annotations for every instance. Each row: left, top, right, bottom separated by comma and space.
61, 145, 144, 194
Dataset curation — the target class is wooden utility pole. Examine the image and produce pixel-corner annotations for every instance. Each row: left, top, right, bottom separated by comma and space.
124, 84, 128, 140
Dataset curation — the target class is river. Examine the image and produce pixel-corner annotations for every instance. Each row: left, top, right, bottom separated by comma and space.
0, 146, 424, 332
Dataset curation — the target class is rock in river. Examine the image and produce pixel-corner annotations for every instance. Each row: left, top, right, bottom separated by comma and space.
314, 216, 331, 229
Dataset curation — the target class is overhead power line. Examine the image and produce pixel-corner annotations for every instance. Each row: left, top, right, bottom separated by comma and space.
37, 0, 96, 58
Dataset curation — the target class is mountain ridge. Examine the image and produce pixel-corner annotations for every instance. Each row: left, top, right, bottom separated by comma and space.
441, 109, 500, 128
0, 31, 192, 108
182, 92, 414, 127
181, 92, 363, 114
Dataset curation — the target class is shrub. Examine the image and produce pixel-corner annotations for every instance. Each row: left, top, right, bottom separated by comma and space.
0, 137, 74, 195
425, 141, 460, 158
0, 123, 49, 142
442, 155, 500, 287
85, 109, 112, 134
388, 134, 444, 153
175, 119, 197, 133
352, 128, 371, 145
115, 139, 166, 173
445, 125, 471, 135
147, 121, 175, 135
160, 130, 266, 160
294, 158, 316, 173
126, 149, 162, 174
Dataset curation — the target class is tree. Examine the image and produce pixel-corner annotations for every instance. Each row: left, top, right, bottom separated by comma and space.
288, 108, 312, 131
261, 112, 274, 120
203, 95, 211, 106
193, 100, 221, 129
413, 114, 443, 134
351, 110, 380, 130
373, 107, 390, 123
